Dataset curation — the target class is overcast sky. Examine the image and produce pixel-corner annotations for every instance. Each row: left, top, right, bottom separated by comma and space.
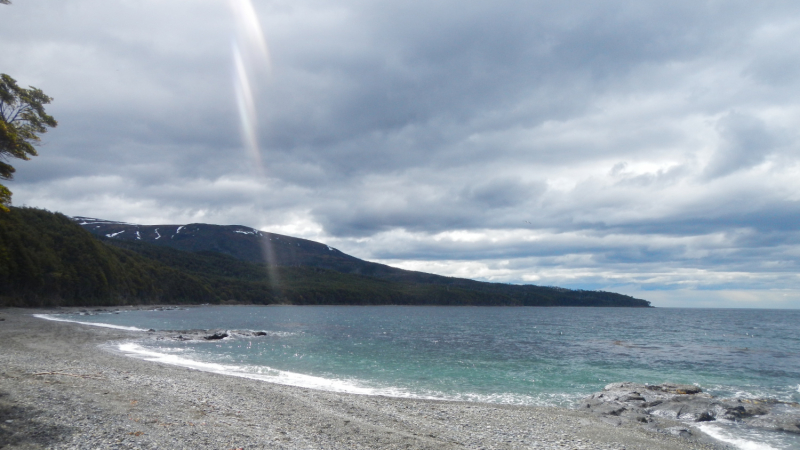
3, 0, 800, 308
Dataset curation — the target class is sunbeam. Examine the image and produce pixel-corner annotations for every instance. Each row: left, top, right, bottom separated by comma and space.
232, 43, 262, 172
228, 0, 280, 292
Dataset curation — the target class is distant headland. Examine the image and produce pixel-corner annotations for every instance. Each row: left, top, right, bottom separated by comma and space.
0, 207, 650, 308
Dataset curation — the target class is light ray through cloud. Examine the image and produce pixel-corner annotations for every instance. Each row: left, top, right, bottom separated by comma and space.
229, 0, 271, 175
232, 43, 261, 171
229, 0, 270, 65
228, 0, 280, 289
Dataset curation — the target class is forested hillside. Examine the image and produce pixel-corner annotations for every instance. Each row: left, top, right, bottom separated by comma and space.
77, 215, 651, 307
0, 208, 216, 306
1, 208, 651, 307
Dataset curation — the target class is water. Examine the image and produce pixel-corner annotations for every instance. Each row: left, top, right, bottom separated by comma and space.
41, 306, 800, 449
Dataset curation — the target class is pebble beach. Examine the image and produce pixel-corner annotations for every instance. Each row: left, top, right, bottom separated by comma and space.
0, 308, 730, 449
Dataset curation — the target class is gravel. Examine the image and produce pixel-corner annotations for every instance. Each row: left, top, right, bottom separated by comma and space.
0, 308, 731, 449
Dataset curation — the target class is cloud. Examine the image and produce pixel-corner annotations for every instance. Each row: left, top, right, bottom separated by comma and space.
703, 112, 778, 179
3, 0, 800, 307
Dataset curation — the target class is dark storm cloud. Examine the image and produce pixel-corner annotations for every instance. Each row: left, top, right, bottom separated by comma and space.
3, 0, 800, 306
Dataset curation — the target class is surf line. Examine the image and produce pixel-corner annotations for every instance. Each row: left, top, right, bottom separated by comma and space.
33, 314, 147, 332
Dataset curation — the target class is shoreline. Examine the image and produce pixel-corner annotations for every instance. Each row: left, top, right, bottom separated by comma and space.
0, 307, 729, 449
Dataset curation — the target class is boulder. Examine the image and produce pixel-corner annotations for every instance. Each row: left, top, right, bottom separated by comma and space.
581, 382, 800, 436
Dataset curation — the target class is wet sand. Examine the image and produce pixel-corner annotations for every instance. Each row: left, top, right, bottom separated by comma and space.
0, 308, 729, 449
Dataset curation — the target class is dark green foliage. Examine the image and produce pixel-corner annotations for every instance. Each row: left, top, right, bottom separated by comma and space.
0, 74, 57, 211
0, 208, 216, 306
104, 238, 492, 305
1, 208, 651, 307
106, 231, 651, 307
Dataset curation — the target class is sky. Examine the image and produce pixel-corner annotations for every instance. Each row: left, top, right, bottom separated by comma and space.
2, 0, 800, 308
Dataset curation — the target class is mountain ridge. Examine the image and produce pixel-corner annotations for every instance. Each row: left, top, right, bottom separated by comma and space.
73, 215, 651, 307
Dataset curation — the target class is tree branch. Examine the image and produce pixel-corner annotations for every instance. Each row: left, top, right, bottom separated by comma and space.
9, 105, 30, 124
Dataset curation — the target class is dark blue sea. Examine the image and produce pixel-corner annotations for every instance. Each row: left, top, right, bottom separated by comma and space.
40, 306, 800, 449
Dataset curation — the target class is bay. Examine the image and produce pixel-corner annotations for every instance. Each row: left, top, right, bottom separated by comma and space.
48, 306, 800, 449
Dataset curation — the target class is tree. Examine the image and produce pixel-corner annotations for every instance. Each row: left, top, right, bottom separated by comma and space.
0, 74, 57, 211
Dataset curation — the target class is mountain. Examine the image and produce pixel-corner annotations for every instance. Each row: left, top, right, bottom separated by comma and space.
3, 208, 512, 307
74, 217, 451, 283
73, 216, 371, 272
73, 215, 651, 307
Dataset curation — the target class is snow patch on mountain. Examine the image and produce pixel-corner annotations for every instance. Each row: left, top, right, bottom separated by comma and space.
73, 216, 132, 226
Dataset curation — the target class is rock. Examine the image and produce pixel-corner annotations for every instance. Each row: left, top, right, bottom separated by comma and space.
667, 427, 693, 438
253, 331, 268, 336
620, 392, 645, 402
204, 332, 228, 340
696, 411, 715, 422
658, 383, 703, 395
748, 414, 800, 434
582, 381, 800, 437
721, 404, 768, 420
646, 395, 720, 421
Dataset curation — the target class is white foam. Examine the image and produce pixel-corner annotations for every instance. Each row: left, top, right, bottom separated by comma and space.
695, 423, 779, 450
117, 343, 379, 395
33, 314, 146, 331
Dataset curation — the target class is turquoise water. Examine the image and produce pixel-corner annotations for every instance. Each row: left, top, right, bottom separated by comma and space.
44, 306, 800, 449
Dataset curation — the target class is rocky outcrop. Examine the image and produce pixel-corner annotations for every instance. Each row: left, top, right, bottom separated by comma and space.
203, 332, 229, 340
582, 382, 800, 435
149, 329, 275, 342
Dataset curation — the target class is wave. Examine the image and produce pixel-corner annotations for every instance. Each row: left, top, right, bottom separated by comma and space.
695, 423, 779, 450
33, 314, 147, 331
112, 342, 567, 407
116, 342, 383, 395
